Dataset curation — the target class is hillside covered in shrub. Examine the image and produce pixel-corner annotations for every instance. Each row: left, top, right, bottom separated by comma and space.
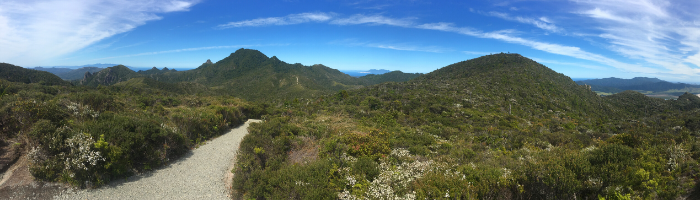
0, 63, 71, 86
232, 53, 700, 199
0, 78, 268, 187
2, 51, 699, 199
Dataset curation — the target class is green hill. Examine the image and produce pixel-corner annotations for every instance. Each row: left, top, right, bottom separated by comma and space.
358, 71, 423, 85
232, 53, 700, 199
137, 67, 176, 75
0, 63, 71, 86
157, 49, 367, 101
79, 65, 141, 87
77, 49, 423, 101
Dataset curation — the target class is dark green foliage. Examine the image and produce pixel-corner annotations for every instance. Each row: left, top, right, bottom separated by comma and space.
0, 63, 71, 86
352, 156, 380, 181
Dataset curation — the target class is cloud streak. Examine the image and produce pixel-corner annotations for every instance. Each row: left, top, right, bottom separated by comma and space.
0, 0, 199, 66
89, 45, 253, 61
573, 0, 700, 76
487, 11, 562, 32
330, 39, 449, 53
88, 44, 289, 61
329, 14, 415, 27
217, 12, 333, 28
218, 10, 700, 77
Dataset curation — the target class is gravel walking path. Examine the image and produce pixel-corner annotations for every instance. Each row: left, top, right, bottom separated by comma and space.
54, 119, 261, 200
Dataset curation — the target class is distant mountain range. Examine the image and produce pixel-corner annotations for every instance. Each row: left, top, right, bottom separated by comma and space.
340, 69, 392, 77
33, 65, 407, 80
76, 49, 423, 101
576, 77, 699, 94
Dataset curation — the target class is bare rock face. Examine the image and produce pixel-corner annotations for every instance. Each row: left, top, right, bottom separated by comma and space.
101, 68, 116, 85
205, 59, 213, 65
83, 71, 93, 80
80, 71, 93, 85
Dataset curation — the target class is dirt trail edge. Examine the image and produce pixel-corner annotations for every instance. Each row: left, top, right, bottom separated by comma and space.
54, 119, 261, 200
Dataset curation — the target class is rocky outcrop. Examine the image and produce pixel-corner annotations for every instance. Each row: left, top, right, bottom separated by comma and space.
80, 71, 93, 85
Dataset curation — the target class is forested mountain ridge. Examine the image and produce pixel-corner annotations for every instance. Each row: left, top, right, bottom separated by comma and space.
148, 49, 368, 101
78, 48, 422, 101
232, 53, 700, 199
358, 71, 423, 85
58, 67, 105, 80
0, 63, 71, 86
79, 65, 141, 87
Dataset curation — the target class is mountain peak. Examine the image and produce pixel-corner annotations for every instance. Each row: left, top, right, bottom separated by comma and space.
229, 48, 269, 60
205, 59, 213, 65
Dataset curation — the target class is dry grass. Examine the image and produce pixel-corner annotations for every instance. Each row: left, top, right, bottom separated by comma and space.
288, 136, 319, 165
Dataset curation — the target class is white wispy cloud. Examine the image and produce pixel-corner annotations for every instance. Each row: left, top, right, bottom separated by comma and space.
89, 45, 255, 61
413, 21, 652, 73
573, 0, 700, 76
217, 12, 333, 28
487, 11, 562, 32
330, 39, 448, 53
330, 14, 415, 27
216, 12, 665, 75
0, 0, 199, 66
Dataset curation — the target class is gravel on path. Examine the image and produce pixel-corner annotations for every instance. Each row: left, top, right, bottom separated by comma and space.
54, 119, 261, 200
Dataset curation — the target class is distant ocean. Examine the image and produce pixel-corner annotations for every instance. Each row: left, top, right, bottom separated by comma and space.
570, 78, 594, 81
339, 69, 391, 77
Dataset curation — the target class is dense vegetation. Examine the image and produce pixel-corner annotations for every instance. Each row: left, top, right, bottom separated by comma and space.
0, 78, 266, 187
232, 53, 700, 199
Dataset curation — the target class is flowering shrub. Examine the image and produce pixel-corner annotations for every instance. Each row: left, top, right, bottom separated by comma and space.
338, 148, 437, 200
63, 101, 100, 120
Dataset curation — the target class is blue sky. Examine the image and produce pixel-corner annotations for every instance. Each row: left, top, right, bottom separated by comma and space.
1, 0, 700, 82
